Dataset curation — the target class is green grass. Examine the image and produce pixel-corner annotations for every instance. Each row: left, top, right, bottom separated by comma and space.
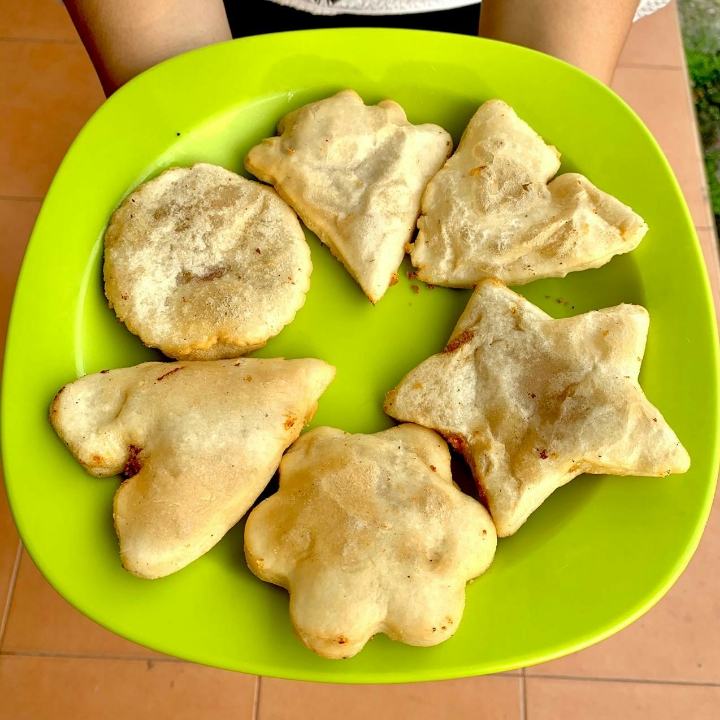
686, 50, 720, 224
679, 0, 720, 228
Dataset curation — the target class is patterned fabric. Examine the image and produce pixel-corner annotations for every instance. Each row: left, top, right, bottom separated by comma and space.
264, 0, 673, 21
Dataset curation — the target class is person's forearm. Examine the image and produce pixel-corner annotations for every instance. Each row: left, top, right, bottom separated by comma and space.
479, 0, 639, 85
65, 0, 232, 96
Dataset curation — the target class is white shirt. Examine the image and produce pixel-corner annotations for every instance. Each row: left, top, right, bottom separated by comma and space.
264, 0, 672, 21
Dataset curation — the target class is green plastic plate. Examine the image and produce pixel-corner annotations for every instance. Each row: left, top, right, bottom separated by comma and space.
2, 29, 719, 683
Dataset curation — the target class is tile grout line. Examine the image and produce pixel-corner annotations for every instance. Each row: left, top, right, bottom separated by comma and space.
0, 37, 79, 45
525, 673, 720, 688
252, 676, 262, 720
0, 650, 186, 663
520, 667, 528, 720
0, 195, 44, 202
0, 541, 22, 651
616, 62, 684, 71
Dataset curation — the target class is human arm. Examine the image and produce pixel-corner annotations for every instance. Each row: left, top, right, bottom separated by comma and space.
479, 0, 640, 85
65, 0, 232, 96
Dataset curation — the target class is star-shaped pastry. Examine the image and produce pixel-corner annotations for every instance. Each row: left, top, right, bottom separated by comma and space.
245, 89, 453, 303
384, 279, 690, 537
410, 100, 648, 286
244, 424, 496, 659
50, 358, 335, 578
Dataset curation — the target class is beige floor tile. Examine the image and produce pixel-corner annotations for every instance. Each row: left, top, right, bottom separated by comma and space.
526, 677, 720, 720
0, 655, 257, 720
2, 551, 164, 658
0, 0, 79, 41
257, 675, 521, 720
0, 42, 103, 198
611, 67, 714, 229
527, 485, 720, 683
618, 2, 684, 69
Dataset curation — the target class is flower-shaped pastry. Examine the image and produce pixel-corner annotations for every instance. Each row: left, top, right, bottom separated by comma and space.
244, 424, 496, 659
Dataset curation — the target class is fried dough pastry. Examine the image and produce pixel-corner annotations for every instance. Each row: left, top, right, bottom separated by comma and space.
245, 424, 496, 659
385, 279, 690, 537
104, 163, 311, 360
410, 100, 648, 286
245, 89, 452, 303
50, 358, 335, 579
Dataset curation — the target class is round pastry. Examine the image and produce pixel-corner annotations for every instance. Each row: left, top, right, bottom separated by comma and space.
104, 163, 312, 360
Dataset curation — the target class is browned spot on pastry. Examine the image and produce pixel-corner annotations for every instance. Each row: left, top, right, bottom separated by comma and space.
284, 416, 296, 429
429, 465, 437, 472
100, 369, 110, 374
446, 434, 466, 455
244, 375, 253, 382
444, 330, 474, 353
412, 382, 423, 390
157, 367, 183, 381
469, 165, 486, 176
404, 242, 413, 254
179, 267, 228, 284
123, 445, 143, 478
538, 449, 548, 460
337, 636, 348, 645
407, 270, 417, 280
389, 272, 399, 286
91, 454, 104, 465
